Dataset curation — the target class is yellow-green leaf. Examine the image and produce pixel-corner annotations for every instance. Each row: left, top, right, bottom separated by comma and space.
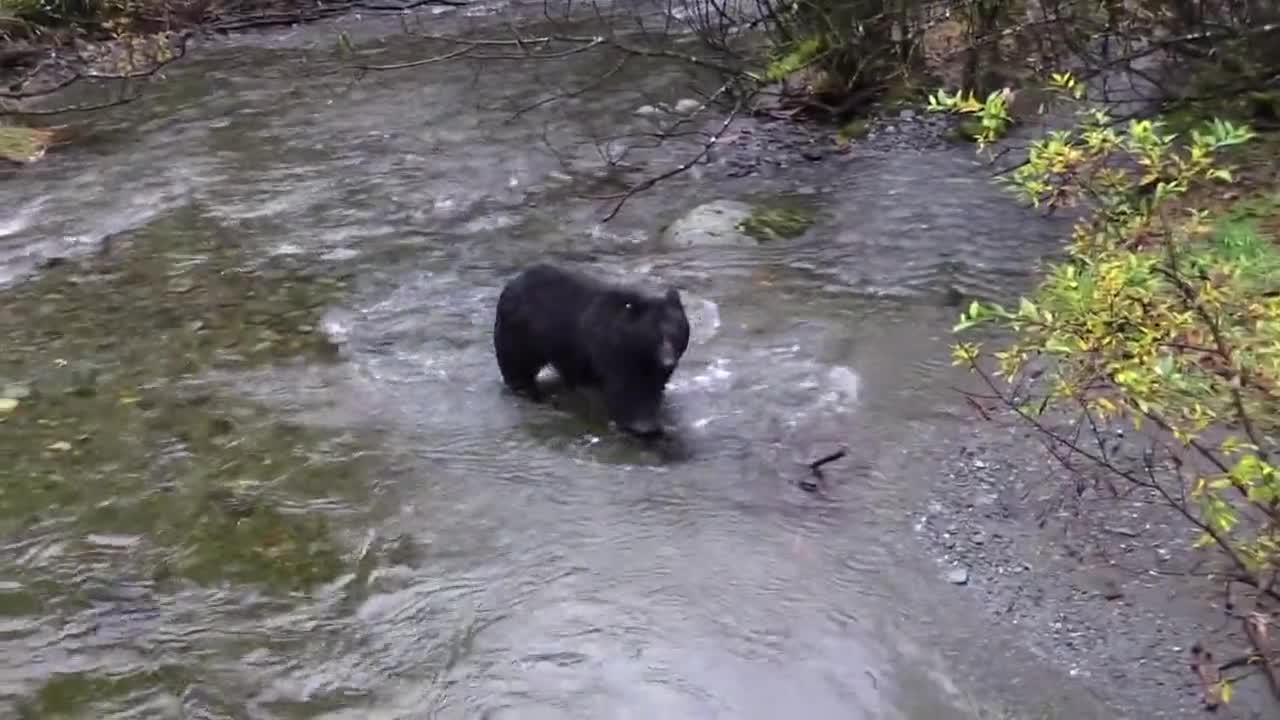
1219, 679, 1234, 704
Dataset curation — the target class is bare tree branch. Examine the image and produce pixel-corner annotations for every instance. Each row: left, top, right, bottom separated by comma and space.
587, 79, 741, 221
352, 43, 478, 70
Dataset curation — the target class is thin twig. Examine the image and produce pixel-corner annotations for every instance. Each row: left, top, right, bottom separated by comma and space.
352, 43, 477, 70
5, 94, 142, 115
585, 80, 740, 221
809, 447, 848, 473
507, 54, 628, 121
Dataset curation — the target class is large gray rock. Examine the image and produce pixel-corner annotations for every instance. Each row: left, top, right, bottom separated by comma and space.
660, 200, 758, 248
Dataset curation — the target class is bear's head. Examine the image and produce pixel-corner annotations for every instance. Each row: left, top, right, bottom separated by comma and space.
591, 285, 691, 436
605, 286, 689, 374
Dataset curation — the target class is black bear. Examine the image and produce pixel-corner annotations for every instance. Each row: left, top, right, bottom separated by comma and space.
493, 262, 691, 437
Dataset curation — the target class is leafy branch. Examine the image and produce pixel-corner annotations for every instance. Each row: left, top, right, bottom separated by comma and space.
934, 70, 1280, 708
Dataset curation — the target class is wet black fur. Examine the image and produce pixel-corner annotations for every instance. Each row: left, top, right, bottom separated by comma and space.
493, 262, 691, 436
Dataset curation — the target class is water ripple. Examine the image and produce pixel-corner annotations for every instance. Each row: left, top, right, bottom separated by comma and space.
0, 8, 1102, 719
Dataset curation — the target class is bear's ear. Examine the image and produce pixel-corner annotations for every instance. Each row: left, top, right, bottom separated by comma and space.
664, 287, 682, 306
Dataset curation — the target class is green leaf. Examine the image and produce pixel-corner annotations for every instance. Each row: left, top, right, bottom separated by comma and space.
336, 31, 355, 60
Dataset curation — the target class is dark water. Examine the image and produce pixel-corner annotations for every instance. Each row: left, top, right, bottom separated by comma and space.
0, 4, 1110, 718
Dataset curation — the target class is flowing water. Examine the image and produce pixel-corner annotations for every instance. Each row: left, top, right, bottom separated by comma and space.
0, 4, 1117, 718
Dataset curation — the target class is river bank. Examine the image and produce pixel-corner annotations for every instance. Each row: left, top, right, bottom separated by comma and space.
2, 4, 1277, 718
703, 105, 1279, 718
918, 407, 1276, 719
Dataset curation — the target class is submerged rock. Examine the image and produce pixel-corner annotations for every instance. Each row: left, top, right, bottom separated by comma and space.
737, 203, 817, 241
946, 567, 970, 585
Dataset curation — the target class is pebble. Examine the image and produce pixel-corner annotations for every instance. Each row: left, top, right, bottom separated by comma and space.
1102, 585, 1124, 601
707, 103, 952, 187
167, 277, 197, 294
673, 98, 702, 114
921, 445, 1212, 716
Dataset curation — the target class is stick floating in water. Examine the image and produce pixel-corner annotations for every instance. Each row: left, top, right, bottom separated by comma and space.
800, 447, 847, 492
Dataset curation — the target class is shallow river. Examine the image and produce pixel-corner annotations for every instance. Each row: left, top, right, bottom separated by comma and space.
0, 4, 1118, 718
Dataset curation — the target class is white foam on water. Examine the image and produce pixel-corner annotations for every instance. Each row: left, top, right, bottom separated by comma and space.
684, 296, 720, 345
0, 198, 45, 238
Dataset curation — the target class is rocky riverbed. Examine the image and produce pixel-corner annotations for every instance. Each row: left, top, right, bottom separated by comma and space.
915, 406, 1274, 719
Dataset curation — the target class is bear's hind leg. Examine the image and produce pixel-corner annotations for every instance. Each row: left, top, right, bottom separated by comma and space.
494, 322, 546, 401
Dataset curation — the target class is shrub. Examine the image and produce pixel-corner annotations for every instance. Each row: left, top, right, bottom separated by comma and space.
933, 72, 1277, 703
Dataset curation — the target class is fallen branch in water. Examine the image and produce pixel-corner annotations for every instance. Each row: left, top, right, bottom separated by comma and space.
799, 446, 847, 492
351, 43, 478, 71
809, 447, 848, 473
6, 94, 144, 116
